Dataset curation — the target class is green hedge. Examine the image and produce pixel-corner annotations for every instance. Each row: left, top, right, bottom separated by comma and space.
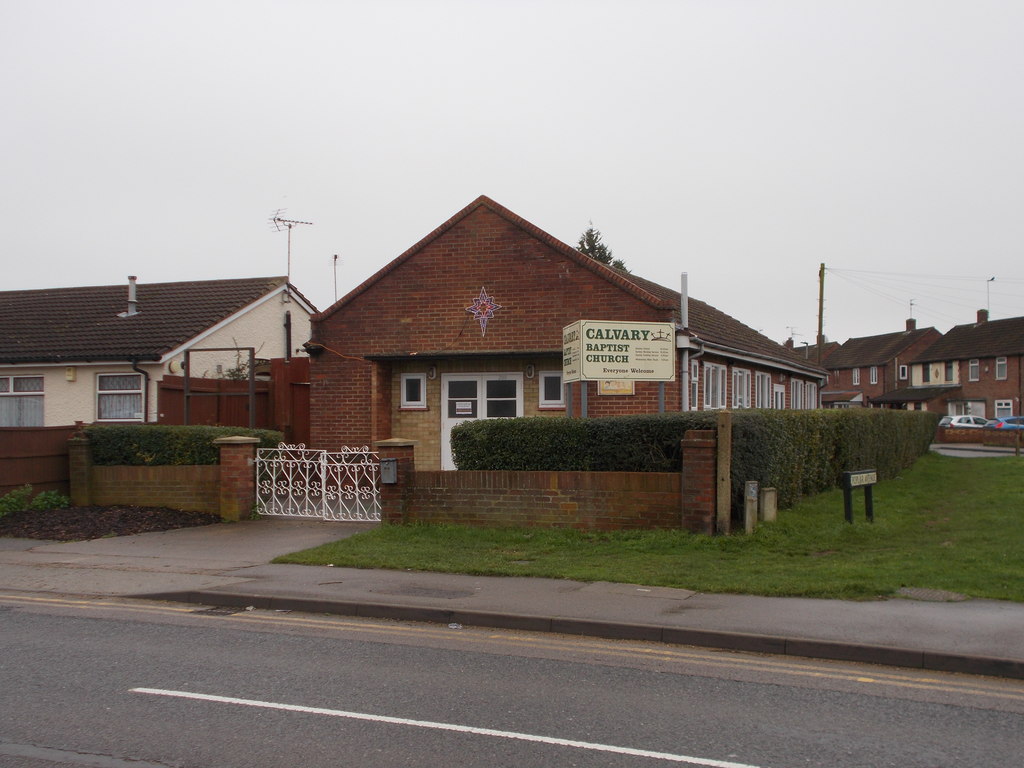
451, 409, 939, 510
83, 425, 283, 466
452, 413, 717, 472
729, 409, 939, 510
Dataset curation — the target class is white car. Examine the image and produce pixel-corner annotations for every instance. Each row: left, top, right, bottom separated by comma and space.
938, 415, 990, 428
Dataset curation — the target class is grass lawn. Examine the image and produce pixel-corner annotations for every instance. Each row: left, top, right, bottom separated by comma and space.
274, 452, 1024, 601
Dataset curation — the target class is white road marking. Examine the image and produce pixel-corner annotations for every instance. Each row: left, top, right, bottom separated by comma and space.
132, 687, 763, 767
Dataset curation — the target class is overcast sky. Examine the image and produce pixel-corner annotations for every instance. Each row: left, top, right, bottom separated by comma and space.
4, 0, 1022, 347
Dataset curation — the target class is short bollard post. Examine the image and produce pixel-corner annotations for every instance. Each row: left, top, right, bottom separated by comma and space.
744, 481, 759, 534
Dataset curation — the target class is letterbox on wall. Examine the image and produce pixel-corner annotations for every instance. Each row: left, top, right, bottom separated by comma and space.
380, 458, 398, 484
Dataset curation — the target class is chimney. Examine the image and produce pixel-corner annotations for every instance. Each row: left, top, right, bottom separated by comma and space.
906, 318, 916, 332
977, 308, 988, 324
126, 276, 138, 316
784, 338, 794, 350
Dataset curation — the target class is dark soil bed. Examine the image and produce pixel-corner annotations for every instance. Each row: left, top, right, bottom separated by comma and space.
0, 506, 222, 541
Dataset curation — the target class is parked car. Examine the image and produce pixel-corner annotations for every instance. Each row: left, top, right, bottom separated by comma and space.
938, 415, 990, 428
984, 416, 1024, 430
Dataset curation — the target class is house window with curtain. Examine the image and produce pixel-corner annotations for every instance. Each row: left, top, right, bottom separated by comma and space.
703, 362, 727, 409
97, 374, 143, 421
869, 366, 878, 385
755, 372, 771, 408
732, 368, 751, 408
791, 379, 805, 410
996, 357, 1007, 380
852, 368, 860, 385
968, 359, 979, 381
689, 361, 699, 410
0, 376, 44, 427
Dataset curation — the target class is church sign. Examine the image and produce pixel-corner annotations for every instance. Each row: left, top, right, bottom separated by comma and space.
562, 320, 676, 383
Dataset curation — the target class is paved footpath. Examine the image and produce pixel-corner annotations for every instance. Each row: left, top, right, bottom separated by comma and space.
2, 519, 1023, 680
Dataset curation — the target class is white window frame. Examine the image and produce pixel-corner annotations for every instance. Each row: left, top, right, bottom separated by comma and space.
995, 399, 1013, 418
538, 371, 565, 409
852, 368, 860, 386
806, 381, 818, 409
400, 373, 428, 409
689, 361, 699, 411
732, 368, 751, 408
869, 366, 878, 385
996, 357, 1007, 380
703, 362, 727, 409
898, 364, 908, 381
755, 372, 771, 409
968, 359, 980, 381
0, 375, 45, 427
96, 373, 144, 422
791, 379, 805, 410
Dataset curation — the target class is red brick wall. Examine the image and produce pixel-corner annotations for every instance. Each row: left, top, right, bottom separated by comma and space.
386, 470, 683, 531
377, 429, 718, 533
88, 465, 220, 512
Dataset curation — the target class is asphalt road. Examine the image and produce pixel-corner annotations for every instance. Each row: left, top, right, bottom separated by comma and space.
2, 595, 1023, 768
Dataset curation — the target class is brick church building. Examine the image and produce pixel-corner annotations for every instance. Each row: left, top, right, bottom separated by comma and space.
307, 196, 826, 469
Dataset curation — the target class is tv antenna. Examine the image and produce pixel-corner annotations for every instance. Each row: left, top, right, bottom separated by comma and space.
269, 210, 313, 287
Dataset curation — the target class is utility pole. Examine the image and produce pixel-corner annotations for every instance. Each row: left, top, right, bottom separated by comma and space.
816, 263, 825, 364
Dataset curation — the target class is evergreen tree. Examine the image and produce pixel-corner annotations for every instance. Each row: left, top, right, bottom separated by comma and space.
576, 224, 628, 272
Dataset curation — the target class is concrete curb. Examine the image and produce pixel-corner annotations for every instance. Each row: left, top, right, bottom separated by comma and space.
137, 589, 1024, 681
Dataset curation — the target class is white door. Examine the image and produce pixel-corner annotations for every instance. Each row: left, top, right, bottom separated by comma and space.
773, 384, 786, 410
441, 373, 523, 470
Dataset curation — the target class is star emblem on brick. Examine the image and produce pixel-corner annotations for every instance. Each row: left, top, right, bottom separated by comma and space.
465, 287, 502, 336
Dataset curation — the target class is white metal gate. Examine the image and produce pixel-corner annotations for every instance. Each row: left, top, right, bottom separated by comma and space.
255, 443, 381, 521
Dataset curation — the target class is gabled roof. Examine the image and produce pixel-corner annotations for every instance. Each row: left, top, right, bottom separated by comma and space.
319, 195, 676, 318
0, 276, 312, 364
824, 327, 938, 369
912, 315, 1024, 363
319, 195, 826, 377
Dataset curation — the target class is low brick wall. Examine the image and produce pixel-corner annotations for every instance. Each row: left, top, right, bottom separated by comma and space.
393, 470, 682, 530
69, 435, 259, 520
376, 429, 718, 533
936, 427, 1023, 446
88, 465, 220, 512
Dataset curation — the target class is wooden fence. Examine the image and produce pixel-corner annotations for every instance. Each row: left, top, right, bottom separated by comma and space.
0, 425, 77, 496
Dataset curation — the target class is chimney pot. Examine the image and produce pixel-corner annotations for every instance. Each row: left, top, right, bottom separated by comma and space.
977, 308, 988, 324
906, 318, 916, 331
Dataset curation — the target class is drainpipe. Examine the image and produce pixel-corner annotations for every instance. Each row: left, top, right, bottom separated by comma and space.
131, 357, 151, 422
284, 310, 292, 361
680, 273, 689, 412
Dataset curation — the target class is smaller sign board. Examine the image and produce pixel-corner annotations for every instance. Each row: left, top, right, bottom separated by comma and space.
844, 470, 877, 489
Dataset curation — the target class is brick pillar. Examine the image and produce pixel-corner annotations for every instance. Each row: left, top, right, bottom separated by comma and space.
681, 429, 716, 535
374, 438, 417, 525
214, 436, 260, 521
67, 424, 92, 506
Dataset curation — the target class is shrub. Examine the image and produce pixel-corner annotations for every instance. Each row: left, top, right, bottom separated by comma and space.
84, 425, 283, 466
0, 485, 34, 516
30, 490, 71, 511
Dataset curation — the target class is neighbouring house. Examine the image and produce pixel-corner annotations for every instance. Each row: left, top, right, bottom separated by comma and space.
0, 276, 315, 427
819, 319, 942, 408
307, 195, 828, 470
873, 310, 1024, 418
